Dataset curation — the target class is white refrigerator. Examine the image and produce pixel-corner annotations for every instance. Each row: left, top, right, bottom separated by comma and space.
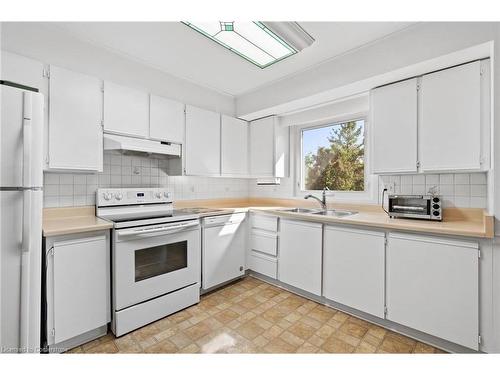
0, 82, 44, 353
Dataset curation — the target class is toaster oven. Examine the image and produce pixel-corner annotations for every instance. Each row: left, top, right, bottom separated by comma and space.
388, 195, 442, 221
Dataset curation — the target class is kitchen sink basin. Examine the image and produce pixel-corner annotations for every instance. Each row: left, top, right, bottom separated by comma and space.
282, 208, 320, 214
313, 210, 358, 218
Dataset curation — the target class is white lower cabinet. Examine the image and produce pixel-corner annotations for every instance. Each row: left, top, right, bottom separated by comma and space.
323, 226, 385, 318
386, 233, 479, 350
46, 232, 110, 349
278, 219, 322, 295
248, 213, 279, 279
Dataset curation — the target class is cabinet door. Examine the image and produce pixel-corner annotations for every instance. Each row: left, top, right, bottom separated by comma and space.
386, 233, 479, 350
221, 115, 248, 175
103, 81, 149, 138
323, 226, 385, 318
249, 117, 275, 177
50, 235, 110, 345
420, 61, 482, 171
149, 94, 184, 143
371, 78, 418, 173
185, 105, 220, 175
48, 66, 103, 171
202, 217, 246, 289
278, 220, 322, 295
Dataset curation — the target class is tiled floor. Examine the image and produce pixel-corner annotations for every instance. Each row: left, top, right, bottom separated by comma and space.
68, 276, 445, 354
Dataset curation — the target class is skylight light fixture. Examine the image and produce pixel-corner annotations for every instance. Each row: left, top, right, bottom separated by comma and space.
182, 21, 314, 69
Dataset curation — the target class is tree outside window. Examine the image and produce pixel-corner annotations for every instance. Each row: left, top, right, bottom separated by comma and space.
302, 119, 365, 191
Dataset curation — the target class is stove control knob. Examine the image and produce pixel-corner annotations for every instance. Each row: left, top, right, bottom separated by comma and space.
115, 193, 123, 201
164, 192, 171, 199
155, 192, 162, 199
103, 192, 112, 201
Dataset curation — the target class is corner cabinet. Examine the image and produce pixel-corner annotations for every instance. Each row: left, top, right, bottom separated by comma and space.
249, 116, 289, 178
221, 115, 249, 176
48, 65, 103, 171
149, 94, 184, 144
278, 219, 322, 295
386, 233, 479, 350
323, 226, 385, 318
103, 81, 149, 138
185, 105, 221, 176
371, 78, 418, 174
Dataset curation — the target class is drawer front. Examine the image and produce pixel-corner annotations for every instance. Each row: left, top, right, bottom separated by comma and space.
250, 229, 277, 256
251, 214, 278, 232
249, 252, 277, 279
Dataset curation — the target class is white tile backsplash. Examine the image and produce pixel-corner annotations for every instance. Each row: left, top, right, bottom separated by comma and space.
43, 151, 249, 208
380, 172, 487, 208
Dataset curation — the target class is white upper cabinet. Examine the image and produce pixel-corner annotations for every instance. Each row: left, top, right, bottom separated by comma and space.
420, 61, 485, 172
371, 78, 418, 174
149, 94, 185, 144
386, 233, 479, 350
185, 105, 221, 176
103, 81, 149, 138
221, 115, 248, 176
249, 116, 289, 177
48, 65, 103, 171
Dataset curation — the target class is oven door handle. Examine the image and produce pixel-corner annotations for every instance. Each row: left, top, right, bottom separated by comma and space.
117, 221, 199, 237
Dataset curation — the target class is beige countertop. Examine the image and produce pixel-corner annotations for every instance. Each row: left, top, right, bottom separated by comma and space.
175, 197, 494, 239
42, 197, 494, 239
43, 206, 113, 237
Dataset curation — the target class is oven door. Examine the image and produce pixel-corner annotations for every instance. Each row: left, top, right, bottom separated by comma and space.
113, 220, 200, 311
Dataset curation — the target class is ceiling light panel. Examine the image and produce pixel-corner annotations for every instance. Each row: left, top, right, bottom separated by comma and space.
182, 21, 297, 68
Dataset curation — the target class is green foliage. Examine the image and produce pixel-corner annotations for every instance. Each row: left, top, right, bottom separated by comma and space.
304, 121, 364, 191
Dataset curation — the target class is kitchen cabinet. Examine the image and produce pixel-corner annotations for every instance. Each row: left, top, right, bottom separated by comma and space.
46, 232, 110, 349
48, 65, 103, 171
370, 59, 490, 174
184, 105, 221, 176
420, 60, 487, 172
386, 232, 479, 350
221, 115, 248, 176
103, 81, 149, 138
202, 214, 246, 290
249, 116, 289, 177
371, 78, 418, 174
323, 226, 385, 318
248, 213, 279, 279
149, 94, 184, 144
278, 219, 322, 295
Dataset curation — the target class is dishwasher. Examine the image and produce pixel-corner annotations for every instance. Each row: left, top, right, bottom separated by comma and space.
202, 213, 246, 291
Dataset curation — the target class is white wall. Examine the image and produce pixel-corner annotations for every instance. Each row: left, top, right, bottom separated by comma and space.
237, 22, 497, 118
1, 22, 235, 115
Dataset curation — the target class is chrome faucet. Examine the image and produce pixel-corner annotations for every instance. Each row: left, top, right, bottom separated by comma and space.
304, 187, 329, 210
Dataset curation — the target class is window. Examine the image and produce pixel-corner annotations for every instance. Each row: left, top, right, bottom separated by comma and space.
182, 21, 297, 68
301, 119, 365, 191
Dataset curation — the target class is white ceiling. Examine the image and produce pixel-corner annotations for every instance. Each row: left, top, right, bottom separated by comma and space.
47, 22, 414, 97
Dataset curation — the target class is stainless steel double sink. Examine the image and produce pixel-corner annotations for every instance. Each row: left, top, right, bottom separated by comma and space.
281, 208, 358, 218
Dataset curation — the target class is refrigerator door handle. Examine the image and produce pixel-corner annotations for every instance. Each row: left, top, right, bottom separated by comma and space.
22, 91, 33, 188
20, 190, 32, 349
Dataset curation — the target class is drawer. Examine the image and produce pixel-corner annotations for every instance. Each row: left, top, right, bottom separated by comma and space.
250, 229, 277, 256
251, 214, 278, 232
249, 251, 277, 279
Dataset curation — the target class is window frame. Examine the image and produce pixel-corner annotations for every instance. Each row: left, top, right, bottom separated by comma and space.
293, 114, 378, 203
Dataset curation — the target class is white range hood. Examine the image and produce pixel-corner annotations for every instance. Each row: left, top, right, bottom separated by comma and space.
103, 134, 181, 157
